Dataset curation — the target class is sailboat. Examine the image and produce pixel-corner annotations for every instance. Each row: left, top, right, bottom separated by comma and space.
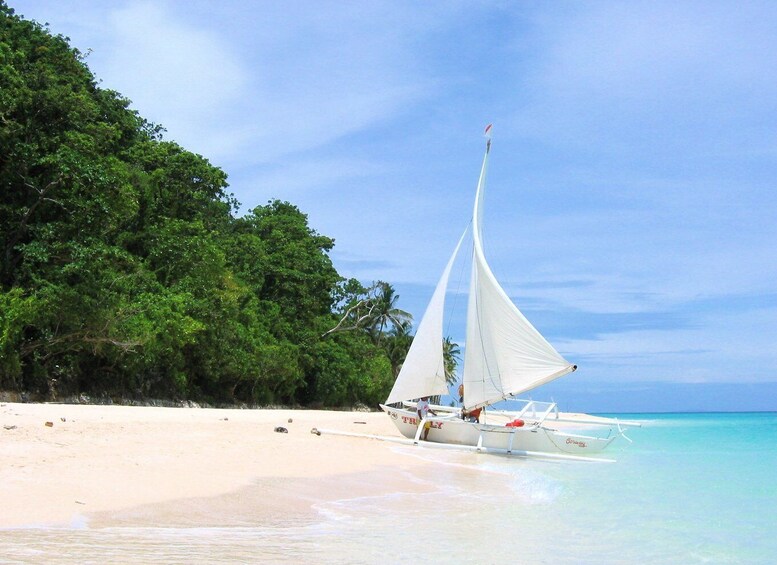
379, 126, 634, 458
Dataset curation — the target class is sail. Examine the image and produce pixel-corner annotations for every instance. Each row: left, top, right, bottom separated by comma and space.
385, 231, 467, 404
462, 138, 576, 410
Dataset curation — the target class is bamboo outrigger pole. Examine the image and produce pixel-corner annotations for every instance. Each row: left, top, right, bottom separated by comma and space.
311, 426, 615, 463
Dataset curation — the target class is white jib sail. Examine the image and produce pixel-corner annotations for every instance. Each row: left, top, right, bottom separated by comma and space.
385, 231, 467, 404
463, 140, 575, 411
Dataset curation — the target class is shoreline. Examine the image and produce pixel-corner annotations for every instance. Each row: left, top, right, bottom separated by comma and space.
0, 402, 428, 529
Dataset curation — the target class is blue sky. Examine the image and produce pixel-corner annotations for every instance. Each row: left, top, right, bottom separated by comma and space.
16, 1, 777, 410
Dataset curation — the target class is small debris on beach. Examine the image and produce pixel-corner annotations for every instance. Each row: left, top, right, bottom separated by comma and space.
75, 500, 85, 505
45, 421, 54, 427
60, 417, 66, 422
274, 426, 288, 433
287, 418, 293, 423
310, 427, 321, 436
354, 421, 366, 424
3, 425, 17, 430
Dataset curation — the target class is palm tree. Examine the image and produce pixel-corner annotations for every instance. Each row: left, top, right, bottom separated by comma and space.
442, 336, 461, 386
429, 336, 461, 404
385, 319, 413, 377
430, 336, 461, 405
321, 280, 411, 342
367, 281, 412, 345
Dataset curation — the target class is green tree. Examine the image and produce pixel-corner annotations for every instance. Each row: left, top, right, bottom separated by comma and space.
0, 5, 404, 408
244, 200, 338, 329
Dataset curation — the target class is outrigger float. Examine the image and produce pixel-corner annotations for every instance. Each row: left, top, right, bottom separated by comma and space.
312, 425, 618, 463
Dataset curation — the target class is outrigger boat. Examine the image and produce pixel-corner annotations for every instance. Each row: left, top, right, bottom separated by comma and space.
380, 126, 637, 458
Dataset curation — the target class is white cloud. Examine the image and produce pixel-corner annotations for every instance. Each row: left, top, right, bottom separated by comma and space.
511, 2, 777, 153
20, 0, 443, 167
108, 3, 244, 110
99, 2, 246, 158
239, 156, 388, 202
98, 1, 441, 168
565, 302, 777, 384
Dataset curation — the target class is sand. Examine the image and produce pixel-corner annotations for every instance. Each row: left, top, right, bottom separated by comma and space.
0, 402, 427, 529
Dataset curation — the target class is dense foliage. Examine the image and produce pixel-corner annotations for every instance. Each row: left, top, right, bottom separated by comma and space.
0, 4, 426, 407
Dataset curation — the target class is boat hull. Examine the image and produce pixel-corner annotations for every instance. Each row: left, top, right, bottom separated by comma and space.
380, 405, 617, 455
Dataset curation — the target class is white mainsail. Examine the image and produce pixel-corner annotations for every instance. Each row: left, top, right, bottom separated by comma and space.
462, 133, 575, 410
384, 231, 467, 404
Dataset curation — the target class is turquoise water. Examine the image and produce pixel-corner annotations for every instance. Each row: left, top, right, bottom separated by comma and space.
1, 413, 775, 564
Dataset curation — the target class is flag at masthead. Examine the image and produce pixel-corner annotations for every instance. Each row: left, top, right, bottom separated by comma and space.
484, 123, 493, 152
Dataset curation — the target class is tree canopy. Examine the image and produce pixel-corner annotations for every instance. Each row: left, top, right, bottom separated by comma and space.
0, 3, 459, 407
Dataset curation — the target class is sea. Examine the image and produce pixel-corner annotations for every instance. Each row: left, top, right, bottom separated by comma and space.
1, 412, 775, 564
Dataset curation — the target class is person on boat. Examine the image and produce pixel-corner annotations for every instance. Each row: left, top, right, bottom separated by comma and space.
416, 396, 436, 440
457, 384, 482, 422
463, 406, 482, 423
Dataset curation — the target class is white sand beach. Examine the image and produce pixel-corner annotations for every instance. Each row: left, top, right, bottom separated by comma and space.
0, 402, 428, 529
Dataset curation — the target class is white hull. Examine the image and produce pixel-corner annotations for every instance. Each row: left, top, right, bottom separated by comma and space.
380, 404, 618, 455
